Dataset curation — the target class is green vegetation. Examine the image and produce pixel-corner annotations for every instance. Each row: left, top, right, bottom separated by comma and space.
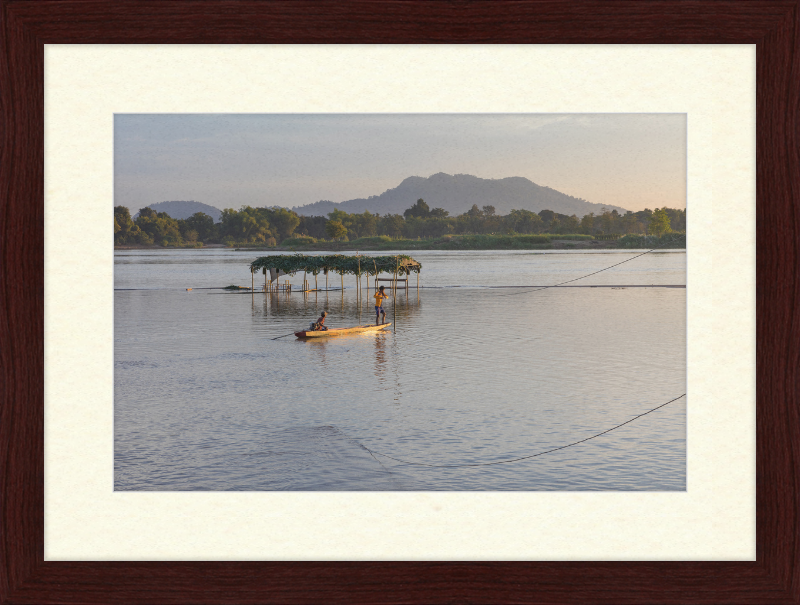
252, 233, 609, 252
115, 206, 207, 247
281, 236, 317, 247
115, 199, 686, 250
249, 254, 421, 277
324, 219, 348, 241
543, 234, 595, 241
647, 208, 672, 237
434, 234, 550, 249
617, 233, 686, 249
348, 235, 393, 246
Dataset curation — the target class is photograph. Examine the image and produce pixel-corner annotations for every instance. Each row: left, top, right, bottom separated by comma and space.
114, 113, 687, 491
0, 3, 782, 599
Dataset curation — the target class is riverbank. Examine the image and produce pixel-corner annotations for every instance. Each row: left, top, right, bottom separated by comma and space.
115, 233, 685, 252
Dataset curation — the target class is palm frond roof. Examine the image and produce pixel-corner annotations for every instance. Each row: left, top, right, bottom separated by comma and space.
249, 254, 421, 275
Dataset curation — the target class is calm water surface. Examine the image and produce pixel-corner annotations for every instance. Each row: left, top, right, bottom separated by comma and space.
114, 249, 686, 490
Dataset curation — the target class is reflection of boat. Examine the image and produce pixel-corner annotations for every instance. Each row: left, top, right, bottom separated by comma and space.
294, 323, 392, 338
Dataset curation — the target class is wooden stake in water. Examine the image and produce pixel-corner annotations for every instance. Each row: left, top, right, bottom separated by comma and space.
393, 256, 398, 332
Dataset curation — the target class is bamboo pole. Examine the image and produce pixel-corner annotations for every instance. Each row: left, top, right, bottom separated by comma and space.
393, 256, 398, 332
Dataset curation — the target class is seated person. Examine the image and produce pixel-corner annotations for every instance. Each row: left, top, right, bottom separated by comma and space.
310, 311, 329, 331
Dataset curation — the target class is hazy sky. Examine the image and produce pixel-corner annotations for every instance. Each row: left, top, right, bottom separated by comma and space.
114, 114, 686, 213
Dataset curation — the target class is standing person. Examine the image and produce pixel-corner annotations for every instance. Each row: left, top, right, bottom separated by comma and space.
373, 285, 388, 324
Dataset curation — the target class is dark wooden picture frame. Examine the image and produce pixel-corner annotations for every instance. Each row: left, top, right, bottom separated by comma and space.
1, 1, 798, 603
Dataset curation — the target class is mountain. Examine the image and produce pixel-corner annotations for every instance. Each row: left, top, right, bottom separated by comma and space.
134, 201, 222, 222
292, 173, 628, 217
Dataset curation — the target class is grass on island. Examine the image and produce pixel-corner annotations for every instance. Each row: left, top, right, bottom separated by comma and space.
124, 232, 685, 251
269, 233, 602, 252
616, 233, 686, 249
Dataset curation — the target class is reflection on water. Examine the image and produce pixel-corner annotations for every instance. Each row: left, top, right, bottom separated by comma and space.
374, 333, 388, 381
115, 249, 686, 491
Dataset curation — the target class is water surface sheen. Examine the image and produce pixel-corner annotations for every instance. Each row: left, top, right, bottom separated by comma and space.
115, 249, 686, 490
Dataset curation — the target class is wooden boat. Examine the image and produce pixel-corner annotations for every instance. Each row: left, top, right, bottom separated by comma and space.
295, 323, 392, 338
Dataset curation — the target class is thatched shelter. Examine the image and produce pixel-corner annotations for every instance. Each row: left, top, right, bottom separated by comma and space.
248, 254, 421, 292
250, 254, 420, 276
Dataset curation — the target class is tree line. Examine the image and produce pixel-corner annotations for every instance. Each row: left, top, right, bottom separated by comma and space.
114, 205, 300, 247
114, 199, 685, 247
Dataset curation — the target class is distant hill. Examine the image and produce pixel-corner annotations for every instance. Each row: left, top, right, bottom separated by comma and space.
292, 173, 628, 217
133, 201, 222, 222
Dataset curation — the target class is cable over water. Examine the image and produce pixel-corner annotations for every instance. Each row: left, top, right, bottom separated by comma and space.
504, 243, 677, 296
282, 243, 685, 471
347, 394, 685, 468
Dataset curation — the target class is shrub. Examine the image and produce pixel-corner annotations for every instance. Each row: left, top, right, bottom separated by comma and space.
349, 235, 393, 246
281, 236, 317, 247
548, 234, 594, 241
436, 234, 550, 249
617, 233, 686, 249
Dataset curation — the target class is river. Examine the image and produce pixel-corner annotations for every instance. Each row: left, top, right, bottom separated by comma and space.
114, 248, 686, 491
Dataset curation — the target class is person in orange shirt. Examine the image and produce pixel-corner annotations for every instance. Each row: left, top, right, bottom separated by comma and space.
373, 285, 388, 324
